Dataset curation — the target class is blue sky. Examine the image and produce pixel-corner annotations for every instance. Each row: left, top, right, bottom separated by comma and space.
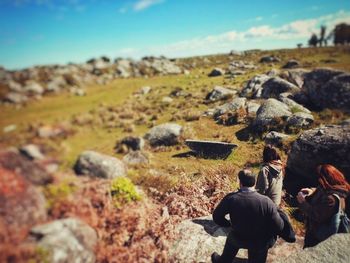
0, 0, 350, 69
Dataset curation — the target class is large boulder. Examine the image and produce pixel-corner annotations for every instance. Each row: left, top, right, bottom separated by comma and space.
4, 92, 28, 104
287, 125, 350, 184
240, 74, 271, 98
287, 112, 314, 129
282, 60, 300, 69
30, 218, 97, 263
74, 151, 126, 179
283, 69, 309, 88
302, 68, 349, 109
46, 76, 67, 92
279, 97, 311, 114
23, 81, 44, 95
144, 123, 183, 147
213, 97, 247, 118
261, 77, 300, 99
206, 86, 236, 102
254, 99, 292, 130
277, 234, 350, 263
259, 55, 280, 63
264, 131, 291, 147
170, 215, 303, 263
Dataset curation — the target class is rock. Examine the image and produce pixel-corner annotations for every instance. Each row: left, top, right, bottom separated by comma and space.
37, 126, 64, 138
254, 99, 292, 129
140, 86, 151, 95
261, 77, 300, 99
4, 92, 28, 104
208, 68, 225, 77
169, 215, 234, 263
185, 140, 237, 159
246, 101, 260, 116
3, 124, 17, 133
260, 55, 281, 63
123, 151, 149, 165
7, 80, 22, 92
280, 97, 311, 114
115, 136, 145, 153
264, 131, 291, 147
74, 150, 126, 179
302, 68, 345, 109
205, 86, 236, 102
287, 125, 350, 184
284, 69, 309, 88
277, 234, 350, 263
340, 118, 350, 125
19, 144, 45, 160
70, 87, 86, 96
170, 215, 303, 263
213, 97, 247, 118
162, 96, 173, 104
23, 81, 44, 95
229, 50, 244, 56
0, 150, 53, 185
240, 74, 271, 98
287, 112, 314, 128
46, 76, 67, 92
30, 218, 97, 263
144, 123, 182, 147
0, 167, 47, 229
282, 60, 300, 69
267, 69, 280, 77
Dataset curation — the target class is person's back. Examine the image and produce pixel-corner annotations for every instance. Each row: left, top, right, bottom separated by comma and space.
211, 169, 284, 263
213, 189, 283, 249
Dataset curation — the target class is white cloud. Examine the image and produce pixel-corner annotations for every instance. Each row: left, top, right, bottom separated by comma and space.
133, 0, 164, 11
114, 10, 350, 58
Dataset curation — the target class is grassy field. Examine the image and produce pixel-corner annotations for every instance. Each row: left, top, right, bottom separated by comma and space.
1, 46, 350, 181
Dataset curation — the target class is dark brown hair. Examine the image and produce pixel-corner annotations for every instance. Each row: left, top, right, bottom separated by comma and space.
238, 169, 256, 187
263, 145, 281, 163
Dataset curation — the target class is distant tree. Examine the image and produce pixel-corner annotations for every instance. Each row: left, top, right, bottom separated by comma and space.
297, 43, 303, 48
319, 25, 327, 47
308, 33, 318, 47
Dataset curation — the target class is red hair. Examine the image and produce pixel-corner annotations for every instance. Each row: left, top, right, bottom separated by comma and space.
317, 164, 350, 192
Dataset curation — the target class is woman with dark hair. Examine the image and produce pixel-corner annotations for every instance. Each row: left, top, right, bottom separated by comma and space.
297, 164, 350, 248
256, 145, 284, 206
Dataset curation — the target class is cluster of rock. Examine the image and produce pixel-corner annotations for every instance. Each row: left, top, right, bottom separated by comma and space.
0, 56, 183, 104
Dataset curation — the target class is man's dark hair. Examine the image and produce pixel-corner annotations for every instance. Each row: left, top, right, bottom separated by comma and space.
263, 145, 281, 163
238, 169, 256, 187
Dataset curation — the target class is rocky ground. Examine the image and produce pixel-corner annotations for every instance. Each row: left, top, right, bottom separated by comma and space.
1, 46, 350, 262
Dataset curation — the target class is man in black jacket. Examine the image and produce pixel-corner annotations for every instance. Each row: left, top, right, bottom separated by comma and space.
211, 169, 284, 263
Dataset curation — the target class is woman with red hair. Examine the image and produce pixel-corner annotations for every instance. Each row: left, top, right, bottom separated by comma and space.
297, 164, 350, 248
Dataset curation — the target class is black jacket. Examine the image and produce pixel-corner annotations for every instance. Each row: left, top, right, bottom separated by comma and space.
213, 189, 284, 249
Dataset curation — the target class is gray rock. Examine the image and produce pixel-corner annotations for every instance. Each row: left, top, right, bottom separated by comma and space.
123, 151, 149, 165
260, 55, 281, 63
287, 125, 350, 183
254, 99, 292, 129
265, 131, 291, 147
213, 97, 247, 118
277, 234, 350, 263
7, 80, 22, 92
140, 86, 151, 95
284, 69, 309, 88
340, 118, 350, 125
24, 81, 44, 95
46, 76, 67, 92
144, 123, 182, 147
169, 215, 234, 263
208, 68, 225, 77
162, 96, 173, 104
280, 97, 311, 114
302, 68, 346, 109
116, 136, 145, 152
206, 86, 236, 102
3, 124, 17, 133
287, 112, 314, 128
240, 74, 271, 98
4, 92, 28, 104
246, 101, 260, 116
261, 77, 300, 99
74, 150, 126, 179
282, 60, 300, 69
30, 218, 97, 263
20, 144, 45, 160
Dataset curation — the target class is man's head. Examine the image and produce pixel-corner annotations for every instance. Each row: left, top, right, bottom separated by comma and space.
238, 169, 256, 187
